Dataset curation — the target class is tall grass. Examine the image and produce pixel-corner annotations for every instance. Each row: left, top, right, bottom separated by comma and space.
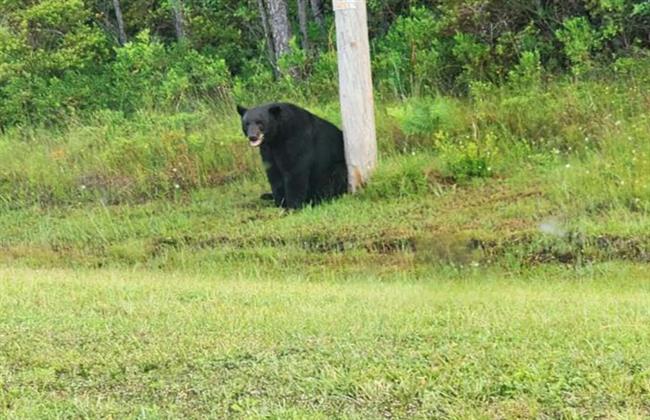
1, 62, 648, 208
0, 62, 648, 269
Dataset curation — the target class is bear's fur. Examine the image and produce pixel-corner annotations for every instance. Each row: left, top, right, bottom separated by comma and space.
237, 102, 348, 209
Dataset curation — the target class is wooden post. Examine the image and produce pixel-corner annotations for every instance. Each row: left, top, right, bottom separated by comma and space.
333, 0, 377, 192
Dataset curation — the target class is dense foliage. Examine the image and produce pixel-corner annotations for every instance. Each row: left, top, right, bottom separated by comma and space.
1, 0, 649, 127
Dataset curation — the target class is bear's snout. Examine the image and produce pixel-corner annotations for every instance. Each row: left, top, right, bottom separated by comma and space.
248, 133, 264, 147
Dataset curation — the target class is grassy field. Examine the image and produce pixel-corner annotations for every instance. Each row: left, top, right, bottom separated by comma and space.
0, 154, 647, 272
2, 264, 650, 418
1, 66, 649, 418
1, 66, 648, 271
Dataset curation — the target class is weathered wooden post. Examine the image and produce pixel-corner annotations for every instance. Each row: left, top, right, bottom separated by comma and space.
333, 0, 377, 192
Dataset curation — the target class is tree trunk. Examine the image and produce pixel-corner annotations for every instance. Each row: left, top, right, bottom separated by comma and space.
309, 0, 325, 29
264, 0, 296, 77
265, 0, 291, 58
257, 0, 278, 75
297, 0, 310, 51
112, 0, 127, 45
171, 0, 186, 41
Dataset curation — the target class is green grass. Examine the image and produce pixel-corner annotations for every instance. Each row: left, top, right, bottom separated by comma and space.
1, 64, 650, 418
2, 62, 649, 208
0, 148, 647, 270
2, 264, 650, 418
0, 65, 648, 273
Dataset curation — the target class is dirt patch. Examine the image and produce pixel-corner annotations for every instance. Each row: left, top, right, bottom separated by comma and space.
478, 233, 650, 265
148, 230, 649, 265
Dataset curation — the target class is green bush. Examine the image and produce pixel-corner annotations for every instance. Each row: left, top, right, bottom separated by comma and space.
112, 31, 231, 112
2, 0, 650, 127
386, 96, 467, 151
507, 50, 543, 91
436, 131, 498, 182
555, 17, 601, 76
374, 7, 443, 97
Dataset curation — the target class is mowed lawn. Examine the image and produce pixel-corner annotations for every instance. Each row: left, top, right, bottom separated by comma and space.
1, 265, 650, 418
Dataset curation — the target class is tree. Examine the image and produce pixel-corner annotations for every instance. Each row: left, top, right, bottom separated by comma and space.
112, 0, 127, 45
310, 0, 325, 29
259, 0, 295, 77
171, 0, 186, 41
297, 0, 310, 51
257, 0, 278, 74
266, 0, 291, 58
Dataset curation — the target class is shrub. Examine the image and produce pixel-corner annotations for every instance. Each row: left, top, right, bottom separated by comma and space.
436, 131, 498, 182
386, 97, 467, 152
555, 17, 601, 76
373, 7, 444, 97
112, 31, 231, 111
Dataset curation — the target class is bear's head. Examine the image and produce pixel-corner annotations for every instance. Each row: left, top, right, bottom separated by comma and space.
236, 104, 282, 148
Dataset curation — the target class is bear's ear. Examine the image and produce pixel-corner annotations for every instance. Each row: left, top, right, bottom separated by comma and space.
269, 105, 282, 118
236, 105, 247, 116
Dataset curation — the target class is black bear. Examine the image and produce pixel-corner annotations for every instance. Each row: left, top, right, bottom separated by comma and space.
236, 102, 348, 209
